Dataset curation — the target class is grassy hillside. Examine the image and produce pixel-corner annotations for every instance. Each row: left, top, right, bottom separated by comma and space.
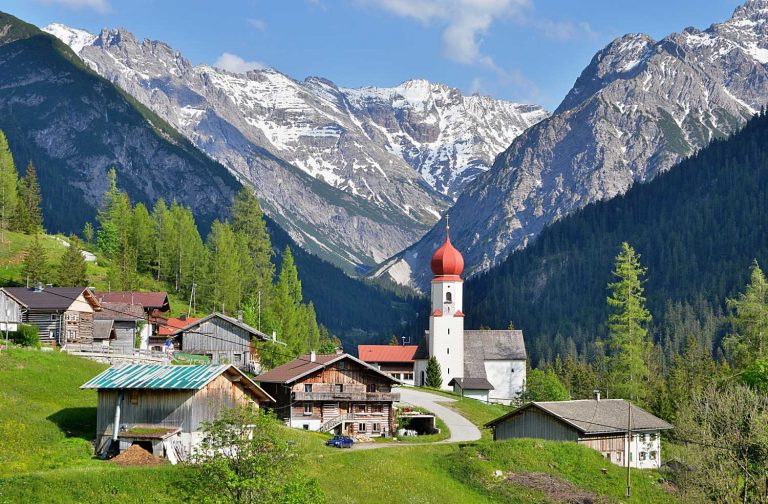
0, 348, 682, 503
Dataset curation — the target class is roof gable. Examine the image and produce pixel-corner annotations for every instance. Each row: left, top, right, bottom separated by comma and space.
357, 345, 418, 363
256, 353, 401, 385
3, 287, 100, 311
81, 364, 274, 402
485, 399, 674, 434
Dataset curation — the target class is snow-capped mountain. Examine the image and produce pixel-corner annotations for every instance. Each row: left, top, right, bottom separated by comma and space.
378, 0, 768, 289
44, 23, 546, 270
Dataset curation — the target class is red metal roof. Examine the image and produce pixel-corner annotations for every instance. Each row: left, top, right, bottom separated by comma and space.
158, 316, 202, 336
358, 345, 418, 363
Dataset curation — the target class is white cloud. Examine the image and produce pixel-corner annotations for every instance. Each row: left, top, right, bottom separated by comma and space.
531, 19, 597, 41
247, 18, 267, 31
40, 0, 111, 13
213, 53, 266, 74
365, 0, 529, 68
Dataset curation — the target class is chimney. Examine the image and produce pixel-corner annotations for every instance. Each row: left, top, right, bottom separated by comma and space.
335, 347, 343, 355
310, 350, 316, 362
593, 390, 601, 402
34, 281, 44, 292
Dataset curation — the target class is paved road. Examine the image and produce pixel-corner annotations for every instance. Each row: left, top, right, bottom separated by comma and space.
352, 387, 481, 450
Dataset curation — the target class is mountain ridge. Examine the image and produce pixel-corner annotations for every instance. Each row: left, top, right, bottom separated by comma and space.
379, 0, 768, 290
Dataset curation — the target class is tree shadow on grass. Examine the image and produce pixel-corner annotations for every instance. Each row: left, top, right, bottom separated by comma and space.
47, 407, 97, 441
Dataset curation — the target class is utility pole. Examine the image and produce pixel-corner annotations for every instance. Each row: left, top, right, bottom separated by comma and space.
258, 290, 261, 332
626, 401, 632, 498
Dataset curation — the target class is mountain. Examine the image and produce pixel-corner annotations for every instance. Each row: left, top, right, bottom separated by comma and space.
43, 24, 547, 271
463, 111, 768, 365
0, 11, 418, 344
379, 0, 768, 290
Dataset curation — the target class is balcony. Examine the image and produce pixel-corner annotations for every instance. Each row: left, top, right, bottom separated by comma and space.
292, 391, 400, 402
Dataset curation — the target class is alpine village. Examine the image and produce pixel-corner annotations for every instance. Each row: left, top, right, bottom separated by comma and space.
4, 1, 768, 503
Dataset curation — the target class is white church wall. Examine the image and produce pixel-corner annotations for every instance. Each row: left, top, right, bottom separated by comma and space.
485, 360, 526, 405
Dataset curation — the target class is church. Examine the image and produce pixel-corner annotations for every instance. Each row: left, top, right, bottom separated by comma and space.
413, 225, 527, 404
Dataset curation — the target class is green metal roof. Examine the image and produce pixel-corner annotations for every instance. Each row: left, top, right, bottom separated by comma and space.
81, 364, 231, 390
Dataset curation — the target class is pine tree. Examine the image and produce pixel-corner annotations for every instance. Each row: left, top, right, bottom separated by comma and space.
56, 236, 88, 286
96, 168, 132, 258
16, 161, 43, 234
605, 242, 652, 403
723, 261, 768, 370
273, 246, 307, 356
389, 335, 399, 345
0, 129, 18, 234
231, 188, 274, 298
205, 220, 242, 315
21, 234, 48, 285
425, 356, 442, 388
151, 198, 170, 281
131, 202, 155, 273
82, 222, 94, 247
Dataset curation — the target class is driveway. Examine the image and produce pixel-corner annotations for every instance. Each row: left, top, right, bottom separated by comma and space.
351, 387, 481, 450
396, 387, 481, 443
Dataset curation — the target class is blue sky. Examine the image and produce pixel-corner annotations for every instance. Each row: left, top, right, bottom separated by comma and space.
6, 0, 743, 110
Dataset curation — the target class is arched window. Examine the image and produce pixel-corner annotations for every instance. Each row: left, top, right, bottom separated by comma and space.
445, 292, 453, 303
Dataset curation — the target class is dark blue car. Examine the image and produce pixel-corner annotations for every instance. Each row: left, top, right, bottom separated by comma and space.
326, 435, 354, 448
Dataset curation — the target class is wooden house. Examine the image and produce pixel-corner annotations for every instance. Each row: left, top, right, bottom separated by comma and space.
93, 302, 144, 351
484, 394, 674, 469
95, 291, 170, 345
1, 285, 101, 345
81, 364, 274, 461
256, 352, 401, 436
357, 344, 417, 385
170, 312, 276, 373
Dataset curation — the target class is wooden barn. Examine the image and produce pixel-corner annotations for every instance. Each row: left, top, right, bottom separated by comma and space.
170, 312, 277, 373
93, 302, 144, 351
1, 285, 101, 345
484, 394, 673, 469
256, 352, 400, 436
81, 364, 274, 462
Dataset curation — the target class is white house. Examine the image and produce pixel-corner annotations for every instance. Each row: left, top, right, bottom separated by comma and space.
413, 225, 527, 404
485, 395, 674, 469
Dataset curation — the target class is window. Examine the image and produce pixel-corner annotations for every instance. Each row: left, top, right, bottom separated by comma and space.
372, 404, 383, 413
445, 292, 452, 303
48, 330, 55, 339
355, 404, 366, 413
372, 423, 381, 432
233, 353, 242, 364
338, 361, 346, 370
51, 314, 59, 321
650, 433, 658, 442
367, 383, 377, 393
358, 423, 366, 432
303, 424, 309, 430
405, 373, 414, 380
649, 451, 657, 460
65, 313, 78, 322
304, 384, 313, 393
447, 347, 450, 355
639, 452, 647, 461
448, 368, 450, 374
334, 384, 343, 393
303, 403, 313, 415
66, 330, 75, 341
447, 328, 450, 335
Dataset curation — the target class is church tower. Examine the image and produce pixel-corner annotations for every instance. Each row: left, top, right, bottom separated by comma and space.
427, 222, 465, 390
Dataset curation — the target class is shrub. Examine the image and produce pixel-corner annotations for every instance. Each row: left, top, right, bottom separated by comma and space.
9, 324, 39, 348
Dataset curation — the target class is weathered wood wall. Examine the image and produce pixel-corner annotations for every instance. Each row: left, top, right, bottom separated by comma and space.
181, 318, 254, 368
492, 409, 580, 442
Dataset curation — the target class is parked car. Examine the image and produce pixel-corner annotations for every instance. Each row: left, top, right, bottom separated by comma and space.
326, 435, 354, 448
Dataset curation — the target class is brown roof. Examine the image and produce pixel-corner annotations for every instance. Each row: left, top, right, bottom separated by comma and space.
3, 287, 100, 311
96, 291, 170, 312
256, 353, 400, 384
485, 399, 674, 434
357, 345, 418, 363
448, 377, 494, 390
94, 302, 144, 321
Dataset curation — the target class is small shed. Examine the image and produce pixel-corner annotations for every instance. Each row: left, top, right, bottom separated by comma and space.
82, 364, 274, 461
484, 398, 674, 469
447, 377, 494, 402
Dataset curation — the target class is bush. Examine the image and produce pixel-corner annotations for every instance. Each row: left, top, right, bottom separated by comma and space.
9, 324, 40, 348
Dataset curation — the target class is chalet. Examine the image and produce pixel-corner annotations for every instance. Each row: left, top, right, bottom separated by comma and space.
484, 394, 674, 469
256, 352, 400, 436
170, 312, 275, 373
357, 344, 417, 385
81, 364, 274, 461
1, 285, 101, 345
93, 302, 144, 351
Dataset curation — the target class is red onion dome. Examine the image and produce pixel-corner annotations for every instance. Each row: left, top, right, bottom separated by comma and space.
431, 226, 464, 277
